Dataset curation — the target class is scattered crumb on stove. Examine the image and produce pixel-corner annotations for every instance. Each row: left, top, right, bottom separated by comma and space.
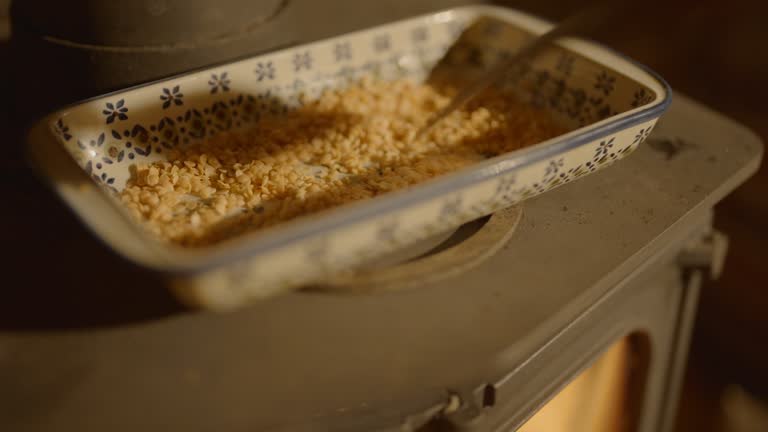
120, 77, 564, 246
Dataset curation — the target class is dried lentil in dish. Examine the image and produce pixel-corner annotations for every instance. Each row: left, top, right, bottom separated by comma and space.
120, 78, 565, 246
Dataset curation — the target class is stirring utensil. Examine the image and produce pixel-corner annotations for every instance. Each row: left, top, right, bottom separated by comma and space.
415, 2, 628, 139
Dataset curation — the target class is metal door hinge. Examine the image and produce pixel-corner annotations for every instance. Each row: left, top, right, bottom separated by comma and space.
677, 229, 729, 280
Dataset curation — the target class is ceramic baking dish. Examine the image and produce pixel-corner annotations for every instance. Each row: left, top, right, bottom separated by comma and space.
27, 5, 671, 310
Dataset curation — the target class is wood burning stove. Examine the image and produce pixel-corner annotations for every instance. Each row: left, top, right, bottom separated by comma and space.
0, 1, 762, 431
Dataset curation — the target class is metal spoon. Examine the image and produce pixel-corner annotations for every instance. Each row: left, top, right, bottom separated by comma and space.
415, 2, 627, 139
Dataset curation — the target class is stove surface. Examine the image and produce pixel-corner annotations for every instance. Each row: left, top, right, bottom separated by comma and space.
0, 93, 761, 431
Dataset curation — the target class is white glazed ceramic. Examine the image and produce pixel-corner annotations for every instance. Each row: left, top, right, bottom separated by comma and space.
28, 5, 671, 310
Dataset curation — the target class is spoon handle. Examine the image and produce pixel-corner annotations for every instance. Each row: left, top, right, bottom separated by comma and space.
417, 2, 630, 138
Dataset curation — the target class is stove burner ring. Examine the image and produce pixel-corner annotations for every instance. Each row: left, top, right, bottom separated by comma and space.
310, 205, 523, 293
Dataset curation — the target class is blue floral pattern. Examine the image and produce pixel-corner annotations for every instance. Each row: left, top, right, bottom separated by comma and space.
631, 87, 655, 108
293, 51, 312, 71
482, 19, 505, 36
334, 42, 352, 62
305, 237, 330, 263
594, 71, 616, 96
254, 62, 275, 81
208, 73, 230, 94
633, 126, 654, 144
160, 85, 183, 109
494, 175, 516, 197
376, 220, 399, 243
55, 118, 72, 141
103, 99, 128, 124
439, 197, 463, 221
545, 158, 564, 176
556, 53, 575, 76
373, 34, 390, 52
594, 138, 615, 160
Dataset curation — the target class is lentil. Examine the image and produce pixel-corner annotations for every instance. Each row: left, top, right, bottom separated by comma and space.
120, 78, 564, 246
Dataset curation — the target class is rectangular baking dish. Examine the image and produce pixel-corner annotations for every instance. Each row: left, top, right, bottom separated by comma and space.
27, 5, 671, 310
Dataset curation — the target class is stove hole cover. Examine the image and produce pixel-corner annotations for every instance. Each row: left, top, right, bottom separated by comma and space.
309, 205, 523, 293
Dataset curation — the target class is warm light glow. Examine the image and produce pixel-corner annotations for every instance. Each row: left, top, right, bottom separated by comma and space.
519, 338, 632, 432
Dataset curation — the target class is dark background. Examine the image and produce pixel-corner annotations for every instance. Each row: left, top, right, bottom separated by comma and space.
1, 0, 767, 430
